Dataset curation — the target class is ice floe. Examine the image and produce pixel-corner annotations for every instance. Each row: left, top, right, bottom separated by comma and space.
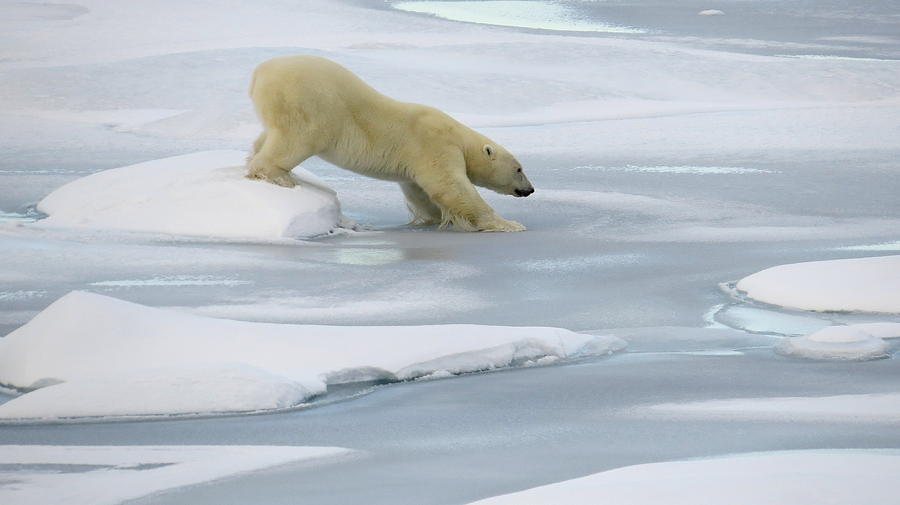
0, 444, 354, 505
466, 450, 900, 505
736, 255, 900, 313
34, 150, 353, 240
0, 291, 625, 421
776, 322, 900, 361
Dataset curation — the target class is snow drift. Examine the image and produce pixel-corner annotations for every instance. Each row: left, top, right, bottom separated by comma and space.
35, 150, 352, 239
0, 291, 625, 421
736, 255, 900, 313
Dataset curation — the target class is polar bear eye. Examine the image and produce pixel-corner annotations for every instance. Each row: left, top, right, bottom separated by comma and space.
483, 145, 494, 157
516, 168, 522, 173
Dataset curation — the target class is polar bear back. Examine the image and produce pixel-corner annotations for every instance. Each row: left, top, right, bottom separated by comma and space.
250, 55, 380, 134
250, 55, 472, 180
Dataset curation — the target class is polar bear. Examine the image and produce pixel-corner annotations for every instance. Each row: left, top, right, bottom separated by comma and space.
246, 55, 533, 232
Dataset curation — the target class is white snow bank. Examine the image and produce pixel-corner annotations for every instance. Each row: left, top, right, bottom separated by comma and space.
35, 150, 352, 240
645, 393, 900, 423
776, 322, 900, 361
466, 450, 900, 505
736, 255, 900, 313
0, 291, 624, 421
0, 445, 353, 505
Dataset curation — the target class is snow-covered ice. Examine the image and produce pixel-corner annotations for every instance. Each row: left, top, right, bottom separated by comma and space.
0, 291, 625, 420
736, 255, 900, 313
645, 393, 900, 423
465, 450, 900, 505
0, 444, 354, 505
776, 322, 900, 361
35, 151, 352, 239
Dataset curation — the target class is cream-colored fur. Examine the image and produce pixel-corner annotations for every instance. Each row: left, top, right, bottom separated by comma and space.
247, 55, 534, 232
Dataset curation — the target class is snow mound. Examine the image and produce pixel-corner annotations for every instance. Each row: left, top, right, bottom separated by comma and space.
0, 445, 353, 505
466, 450, 900, 505
35, 150, 352, 239
0, 291, 625, 421
645, 392, 900, 423
736, 255, 900, 313
776, 322, 900, 361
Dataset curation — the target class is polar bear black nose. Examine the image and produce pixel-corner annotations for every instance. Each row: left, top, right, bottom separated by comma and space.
515, 188, 534, 197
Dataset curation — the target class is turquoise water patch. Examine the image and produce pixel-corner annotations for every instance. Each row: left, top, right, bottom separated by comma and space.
0, 290, 47, 301
776, 54, 899, 62
392, 1, 646, 34
89, 276, 251, 287
574, 165, 775, 175
0, 211, 43, 224
835, 241, 900, 252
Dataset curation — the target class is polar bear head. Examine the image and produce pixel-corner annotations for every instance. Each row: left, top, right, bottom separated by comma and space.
468, 142, 534, 197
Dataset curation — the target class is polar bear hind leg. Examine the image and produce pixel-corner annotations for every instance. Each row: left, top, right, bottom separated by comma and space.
400, 182, 443, 226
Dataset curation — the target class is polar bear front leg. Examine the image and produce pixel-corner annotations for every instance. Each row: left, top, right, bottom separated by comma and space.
400, 182, 442, 226
246, 129, 314, 188
415, 159, 526, 232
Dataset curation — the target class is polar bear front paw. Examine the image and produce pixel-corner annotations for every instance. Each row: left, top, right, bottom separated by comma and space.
246, 167, 296, 188
479, 217, 526, 232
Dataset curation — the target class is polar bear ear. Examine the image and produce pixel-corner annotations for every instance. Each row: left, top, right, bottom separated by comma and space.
483, 144, 495, 159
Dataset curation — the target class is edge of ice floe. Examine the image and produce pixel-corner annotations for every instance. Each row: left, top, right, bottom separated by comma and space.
0, 292, 627, 423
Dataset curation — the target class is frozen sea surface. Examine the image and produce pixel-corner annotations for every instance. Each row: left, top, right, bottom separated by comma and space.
1, 0, 899, 503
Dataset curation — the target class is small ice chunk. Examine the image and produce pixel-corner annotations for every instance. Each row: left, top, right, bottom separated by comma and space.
807, 325, 873, 343
698, 9, 725, 16
775, 323, 900, 361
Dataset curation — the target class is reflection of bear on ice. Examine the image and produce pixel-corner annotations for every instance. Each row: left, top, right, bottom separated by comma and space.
247, 55, 533, 232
